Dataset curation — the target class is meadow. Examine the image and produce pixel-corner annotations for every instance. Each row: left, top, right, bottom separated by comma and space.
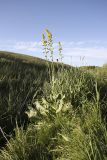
0, 30, 107, 159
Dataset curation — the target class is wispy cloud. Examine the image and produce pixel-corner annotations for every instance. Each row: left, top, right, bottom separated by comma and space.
61, 41, 107, 66
0, 40, 107, 66
0, 40, 42, 57
63, 47, 107, 66
14, 41, 41, 52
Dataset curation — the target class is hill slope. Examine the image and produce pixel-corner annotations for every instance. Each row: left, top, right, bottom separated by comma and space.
0, 51, 48, 66
0, 51, 52, 146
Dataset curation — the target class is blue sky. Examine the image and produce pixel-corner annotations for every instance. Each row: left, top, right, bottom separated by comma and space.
0, 0, 107, 66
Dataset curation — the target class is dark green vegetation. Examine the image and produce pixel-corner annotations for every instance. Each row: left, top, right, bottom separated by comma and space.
0, 51, 49, 147
0, 51, 107, 159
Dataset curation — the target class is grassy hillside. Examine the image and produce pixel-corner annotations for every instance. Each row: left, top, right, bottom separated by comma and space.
0, 51, 71, 147
0, 51, 48, 113
0, 51, 51, 146
0, 51, 47, 65
0, 51, 107, 159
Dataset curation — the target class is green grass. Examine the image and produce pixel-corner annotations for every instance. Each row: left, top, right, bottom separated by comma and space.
0, 51, 50, 148
0, 51, 107, 159
0, 51, 70, 147
0, 51, 47, 65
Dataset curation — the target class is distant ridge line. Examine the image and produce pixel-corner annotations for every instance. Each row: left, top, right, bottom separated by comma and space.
0, 51, 47, 65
